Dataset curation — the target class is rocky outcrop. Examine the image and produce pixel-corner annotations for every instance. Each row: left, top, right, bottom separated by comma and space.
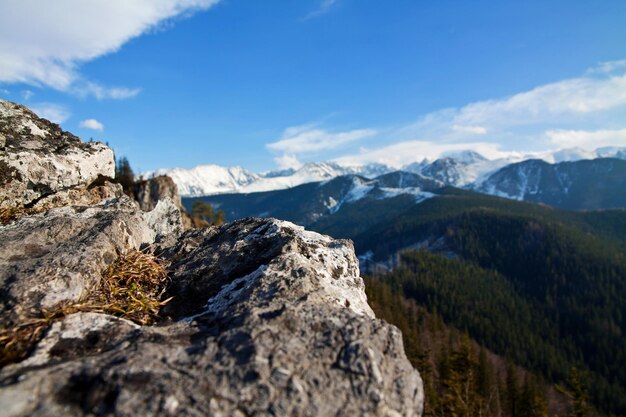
133, 175, 182, 212
134, 175, 195, 230
0, 100, 114, 210
0, 101, 423, 416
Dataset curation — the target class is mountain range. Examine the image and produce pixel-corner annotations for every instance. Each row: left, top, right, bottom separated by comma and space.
147, 147, 626, 201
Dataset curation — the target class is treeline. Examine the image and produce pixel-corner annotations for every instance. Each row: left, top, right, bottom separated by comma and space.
340, 192, 626, 414
440, 211, 626, 413
366, 276, 591, 417
367, 242, 624, 415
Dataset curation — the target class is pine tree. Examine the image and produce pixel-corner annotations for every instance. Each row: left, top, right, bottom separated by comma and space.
114, 156, 135, 196
519, 375, 548, 417
192, 201, 213, 223
557, 368, 591, 417
191, 201, 226, 227
505, 363, 520, 417
442, 334, 476, 417
476, 347, 492, 399
214, 209, 226, 226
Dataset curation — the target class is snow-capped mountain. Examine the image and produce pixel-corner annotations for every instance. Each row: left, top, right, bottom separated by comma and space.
146, 147, 626, 197
476, 157, 626, 209
404, 147, 626, 189
147, 161, 394, 196
143, 164, 260, 196
404, 151, 516, 187
187, 171, 442, 227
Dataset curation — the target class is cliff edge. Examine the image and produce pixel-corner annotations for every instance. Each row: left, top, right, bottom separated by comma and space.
0, 100, 423, 417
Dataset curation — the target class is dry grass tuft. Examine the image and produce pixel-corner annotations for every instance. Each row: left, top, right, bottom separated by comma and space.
0, 201, 45, 225
0, 309, 66, 367
0, 249, 171, 367
95, 248, 171, 325
1, 205, 32, 225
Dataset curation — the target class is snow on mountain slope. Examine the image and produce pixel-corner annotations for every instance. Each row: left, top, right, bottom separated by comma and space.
323, 173, 438, 215
404, 154, 514, 187
146, 147, 626, 197
144, 164, 259, 196
475, 157, 626, 210
148, 162, 393, 196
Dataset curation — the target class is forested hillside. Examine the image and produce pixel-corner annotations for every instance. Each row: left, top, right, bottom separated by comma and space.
365, 277, 584, 417
360, 218, 626, 415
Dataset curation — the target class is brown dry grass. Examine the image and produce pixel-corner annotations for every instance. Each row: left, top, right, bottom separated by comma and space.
0, 249, 171, 367
95, 248, 171, 325
0, 205, 38, 225
0, 197, 47, 225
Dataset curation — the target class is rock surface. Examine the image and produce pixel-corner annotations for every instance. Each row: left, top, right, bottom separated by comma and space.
0, 101, 424, 416
134, 175, 195, 230
133, 175, 182, 212
0, 100, 114, 209
0, 195, 181, 329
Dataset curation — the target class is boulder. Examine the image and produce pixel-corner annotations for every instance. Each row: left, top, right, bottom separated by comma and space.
0, 100, 114, 210
0, 195, 181, 329
133, 175, 182, 212
0, 218, 423, 417
133, 175, 195, 230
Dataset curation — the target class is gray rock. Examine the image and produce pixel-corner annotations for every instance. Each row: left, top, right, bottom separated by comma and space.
0, 219, 423, 417
0, 99, 114, 209
0, 196, 165, 328
160, 218, 374, 320
142, 197, 184, 246
29, 180, 125, 212
133, 175, 182, 212
133, 174, 196, 230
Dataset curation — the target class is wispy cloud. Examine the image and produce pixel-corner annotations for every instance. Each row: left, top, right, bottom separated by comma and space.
330, 61, 626, 166
80, 118, 104, 131
21, 90, 34, 100
546, 128, 626, 149
451, 124, 487, 135
303, 0, 338, 20
30, 103, 70, 124
274, 154, 303, 170
586, 59, 626, 75
334, 141, 511, 168
0, 0, 220, 98
73, 82, 140, 100
267, 124, 376, 154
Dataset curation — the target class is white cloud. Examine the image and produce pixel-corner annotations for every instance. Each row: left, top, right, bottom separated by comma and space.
546, 128, 626, 149
331, 63, 626, 166
452, 75, 626, 128
274, 154, 303, 170
0, 0, 220, 98
75, 82, 140, 100
30, 103, 70, 124
21, 90, 34, 100
587, 59, 626, 75
304, 0, 338, 19
80, 118, 104, 131
451, 124, 487, 135
267, 124, 377, 154
394, 71, 626, 145
334, 141, 511, 168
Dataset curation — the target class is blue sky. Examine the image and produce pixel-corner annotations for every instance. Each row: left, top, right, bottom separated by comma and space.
1, 0, 626, 172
